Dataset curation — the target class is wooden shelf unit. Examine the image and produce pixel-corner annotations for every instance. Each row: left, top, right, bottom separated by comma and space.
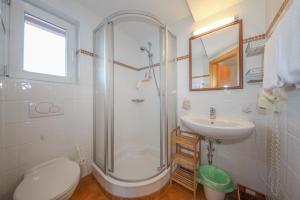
170, 127, 201, 200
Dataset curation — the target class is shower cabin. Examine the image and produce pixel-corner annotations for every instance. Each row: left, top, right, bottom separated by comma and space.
92, 11, 177, 197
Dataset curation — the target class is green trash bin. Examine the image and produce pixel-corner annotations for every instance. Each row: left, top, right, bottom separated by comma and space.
197, 165, 234, 200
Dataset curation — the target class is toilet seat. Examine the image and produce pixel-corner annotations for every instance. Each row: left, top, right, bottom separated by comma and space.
14, 158, 80, 200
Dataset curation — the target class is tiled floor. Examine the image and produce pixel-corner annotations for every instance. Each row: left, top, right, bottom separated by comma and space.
70, 175, 208, 200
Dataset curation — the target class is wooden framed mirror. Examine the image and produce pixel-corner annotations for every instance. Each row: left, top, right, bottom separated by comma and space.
189, 19, 243, 91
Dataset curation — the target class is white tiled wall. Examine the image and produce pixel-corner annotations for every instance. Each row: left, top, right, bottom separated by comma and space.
265, 0, 284, 28
0, 62, 94, 200
278, 89, 300, 200
0, 0, 100, 199
170, 0, 268, 193
264, 0, 300, 198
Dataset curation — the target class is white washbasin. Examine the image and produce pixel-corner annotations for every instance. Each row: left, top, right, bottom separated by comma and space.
181, 115, 255, 140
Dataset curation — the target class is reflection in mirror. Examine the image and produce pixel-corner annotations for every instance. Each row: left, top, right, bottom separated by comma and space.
189, 20, 243, 91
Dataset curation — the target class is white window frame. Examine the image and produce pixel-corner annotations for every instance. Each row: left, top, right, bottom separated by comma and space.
9, 0, 78, 83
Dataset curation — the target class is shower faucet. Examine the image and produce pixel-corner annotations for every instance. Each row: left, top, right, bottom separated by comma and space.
210, 107, 216, 120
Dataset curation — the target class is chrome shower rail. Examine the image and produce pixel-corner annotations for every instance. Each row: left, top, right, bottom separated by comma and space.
106, 10, 165, 26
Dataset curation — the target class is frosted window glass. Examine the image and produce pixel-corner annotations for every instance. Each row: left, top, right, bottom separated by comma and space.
23, 14, 66, 76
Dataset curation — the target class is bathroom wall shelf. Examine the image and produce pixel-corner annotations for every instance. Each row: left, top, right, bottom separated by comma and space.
246, 67, 263, 84
170, 127, 201, 200
245, 41, 265, 57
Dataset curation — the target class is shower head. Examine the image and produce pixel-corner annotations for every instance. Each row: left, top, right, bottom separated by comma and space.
140, 42, 153, 56
140, 46, 153, 57
140, 46, 146, 52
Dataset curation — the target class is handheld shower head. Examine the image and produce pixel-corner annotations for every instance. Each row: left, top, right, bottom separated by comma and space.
138, 41, 160, 96
140, 46, 146, 52
140, 42, 153, 56
140, 46, 153, 57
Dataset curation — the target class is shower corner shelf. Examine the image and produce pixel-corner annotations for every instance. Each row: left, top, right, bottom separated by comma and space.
131, 99, 145, 103
170, 126, 201, 200
245, 40, 266, 57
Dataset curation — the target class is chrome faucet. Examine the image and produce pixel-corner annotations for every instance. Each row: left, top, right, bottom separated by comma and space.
210, 107, 216, 120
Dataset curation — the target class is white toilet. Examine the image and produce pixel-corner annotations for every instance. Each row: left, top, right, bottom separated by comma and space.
14, 158, 80, 200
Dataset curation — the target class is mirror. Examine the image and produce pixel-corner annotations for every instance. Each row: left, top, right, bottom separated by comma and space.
189, 20, 243, 91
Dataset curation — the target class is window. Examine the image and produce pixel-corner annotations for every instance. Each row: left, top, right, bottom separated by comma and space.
9, 0, 78, 83
24, 14, 67, 76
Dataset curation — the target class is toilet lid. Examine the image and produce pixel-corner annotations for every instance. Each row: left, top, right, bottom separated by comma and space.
14, 158, 80, 200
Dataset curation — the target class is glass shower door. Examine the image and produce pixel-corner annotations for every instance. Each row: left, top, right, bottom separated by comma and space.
166, 30, 177, 164
94, 24, 106, 170
94, 22, 114, 171
110, 17, 163, 181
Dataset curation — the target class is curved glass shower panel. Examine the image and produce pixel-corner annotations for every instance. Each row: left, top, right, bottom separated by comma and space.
94, 22, 114, 170
93, 11, 177, 184
111, 16, 162, 181
94, 24, 107, 170
166, 31, 178, 164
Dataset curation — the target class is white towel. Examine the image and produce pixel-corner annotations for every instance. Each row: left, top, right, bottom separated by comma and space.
263, 29, 282, 90
263, 0, 300, 89
277, 0, 300, 86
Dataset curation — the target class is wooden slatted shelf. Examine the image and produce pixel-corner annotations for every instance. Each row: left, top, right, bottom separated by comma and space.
170, 126, 201, 200
174, 152, 199, 171
172, 167, 194, 190
173, 134, 199, 150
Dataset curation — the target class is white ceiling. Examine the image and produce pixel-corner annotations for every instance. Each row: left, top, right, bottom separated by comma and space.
74, 0, 191, 25
186, 0, 244, 22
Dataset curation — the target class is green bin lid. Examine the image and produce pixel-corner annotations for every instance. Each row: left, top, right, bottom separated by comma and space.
197, 165, 234, 193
